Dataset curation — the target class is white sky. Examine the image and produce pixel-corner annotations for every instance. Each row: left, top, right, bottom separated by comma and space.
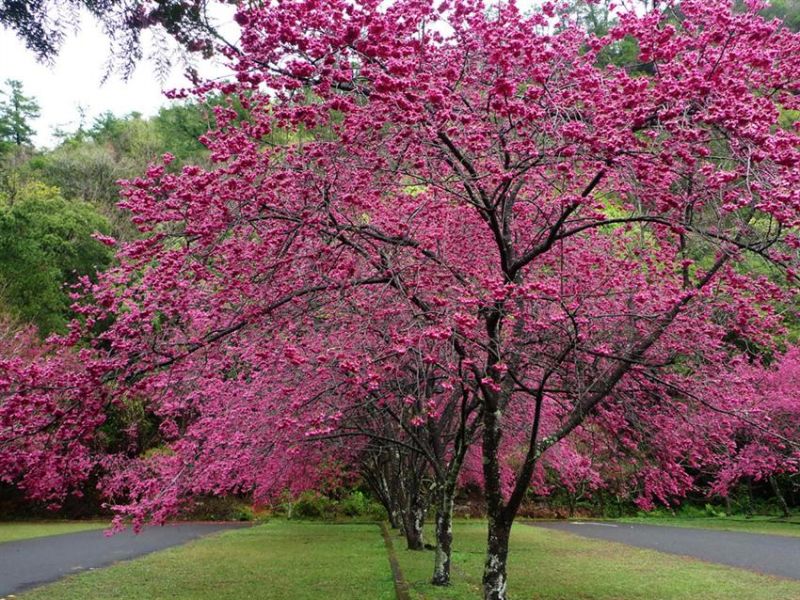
0, 9, 237, 148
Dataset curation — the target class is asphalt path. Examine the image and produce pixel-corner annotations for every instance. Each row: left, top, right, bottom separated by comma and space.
529, 520, 800, 580
0, 522, 246, 596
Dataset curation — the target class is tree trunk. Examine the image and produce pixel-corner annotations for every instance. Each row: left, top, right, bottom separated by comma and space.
481, 392, 511, 600
770, 475, 790, 518
388, 508, 401, 530
402, 497, 426, 550
482, 516, 511, 600
372, 475, 401, 529
431, 491, 454, 585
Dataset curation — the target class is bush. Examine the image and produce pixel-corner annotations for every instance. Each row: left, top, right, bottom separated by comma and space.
281, 489, 387, 520
675, 504, 707, 519
292, 491, 335, 519
704, 503, 726, 518
231, 505, 256, 521
337, 490, 389, 520
340, 491, 370, 516
365, 501, 389, 521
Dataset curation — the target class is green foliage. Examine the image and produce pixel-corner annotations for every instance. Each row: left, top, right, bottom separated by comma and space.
99, 396, 161, 455
779, 108, 800, 131
0, 182, 112, 333
637, 504, 727, 519
759, 0, 800, 32
340, 490, 371, 516
30, 104, 217, 240
152, 101, 218, 161
38, 112, 168, 239
566, 1, 644, 70
284, 489, 386, 520
292, 491, 336, 519
0, 98, 232, 335
230, 505, 256, 522
340, 490, 388, 519
0, 79, 39, 151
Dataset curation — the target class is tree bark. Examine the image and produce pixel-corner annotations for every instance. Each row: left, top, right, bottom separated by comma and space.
431, 490, 454, 585
482, 516, 511, 600
481, 385, 511, 600
402, 495, 426, 550
388, 508, 401, 530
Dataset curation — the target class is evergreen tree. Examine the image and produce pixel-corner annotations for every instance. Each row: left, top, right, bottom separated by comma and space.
0, 79, 39, 149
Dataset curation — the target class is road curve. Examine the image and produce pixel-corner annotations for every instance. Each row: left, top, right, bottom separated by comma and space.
0, 522, 247, 596
528, 520, 800, 580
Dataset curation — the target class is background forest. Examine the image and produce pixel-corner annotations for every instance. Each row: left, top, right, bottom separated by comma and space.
0, 81, 215, 336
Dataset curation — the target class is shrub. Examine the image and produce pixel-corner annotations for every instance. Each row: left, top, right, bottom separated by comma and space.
340, 491, 370, 516
292, 491, 335, 519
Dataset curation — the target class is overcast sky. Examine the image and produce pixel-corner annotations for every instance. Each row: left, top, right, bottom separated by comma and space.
0, 9, 237, 148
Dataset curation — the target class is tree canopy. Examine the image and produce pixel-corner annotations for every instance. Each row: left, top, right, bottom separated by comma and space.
0, 182, 112, 334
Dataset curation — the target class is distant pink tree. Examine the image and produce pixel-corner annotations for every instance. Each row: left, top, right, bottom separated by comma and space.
0, 323, 109, 505
709, 348, 800, 513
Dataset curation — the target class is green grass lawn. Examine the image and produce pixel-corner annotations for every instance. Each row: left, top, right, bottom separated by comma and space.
394, 520, 800, 600
19, 521, 395, 600
0, 521, 108, 544
615, 515, 800, 538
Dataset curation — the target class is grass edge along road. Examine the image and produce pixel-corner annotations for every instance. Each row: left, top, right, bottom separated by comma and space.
395, 520, 800, 600
614, 515, 800, 538
12, 519, 800, 600
0, 521, 108, 544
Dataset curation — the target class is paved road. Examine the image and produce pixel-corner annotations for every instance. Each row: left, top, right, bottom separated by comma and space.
529, 521, 800, 580
0, 523, 246, 596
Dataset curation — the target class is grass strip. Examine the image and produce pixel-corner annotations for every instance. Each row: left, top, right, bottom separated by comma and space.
0, 521, 108, 544
395, 519, 800, 599
20, 521, 395, 600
